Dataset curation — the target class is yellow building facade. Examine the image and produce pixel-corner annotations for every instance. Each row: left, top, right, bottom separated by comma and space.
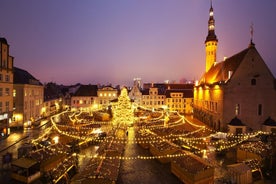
141, 87, 165, 110
96, 86, 118, 108
12, 68, 44, 127
71, 85, 98, 111
194, 4, 276, 131
0, 37, 13, 137
165, 89, 193, 114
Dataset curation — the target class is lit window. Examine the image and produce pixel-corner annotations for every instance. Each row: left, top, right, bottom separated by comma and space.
13, 89, 16, 97
100, 93, 103, 97
235, 104, 240, 115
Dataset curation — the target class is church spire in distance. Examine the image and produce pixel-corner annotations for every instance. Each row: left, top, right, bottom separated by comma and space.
205, 0, 218, 72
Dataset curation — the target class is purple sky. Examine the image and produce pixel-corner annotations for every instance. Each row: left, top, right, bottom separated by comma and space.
1, 0, 276, 86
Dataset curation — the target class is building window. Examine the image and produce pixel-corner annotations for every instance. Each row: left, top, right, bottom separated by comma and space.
251, 78, 256, 86
235, 104, 240, 115
3, 60, 7, 68
0, 74, 2, 81
0, 88, 2, 96
5, 75, 9, 82
24, 101, 28, 109
5, 101, 9, 112
5, 88, 9, 96
0, 102, 2, 113
258, 104, 262, 116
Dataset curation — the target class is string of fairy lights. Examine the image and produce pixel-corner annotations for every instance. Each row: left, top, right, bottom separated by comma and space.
30, 90, 272, 162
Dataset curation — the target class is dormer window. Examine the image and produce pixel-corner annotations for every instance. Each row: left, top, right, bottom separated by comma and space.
251, 78, 256, 86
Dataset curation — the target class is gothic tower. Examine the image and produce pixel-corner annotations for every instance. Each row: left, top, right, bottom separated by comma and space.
205, 1, 218, 72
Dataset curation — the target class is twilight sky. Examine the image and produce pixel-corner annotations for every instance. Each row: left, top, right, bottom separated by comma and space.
1, 0, 276, 86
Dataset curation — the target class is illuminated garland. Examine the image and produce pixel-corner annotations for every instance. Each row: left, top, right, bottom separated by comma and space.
35, 105, 273, 163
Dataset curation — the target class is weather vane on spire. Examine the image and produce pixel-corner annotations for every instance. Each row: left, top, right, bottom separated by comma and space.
250, 23, 254, 42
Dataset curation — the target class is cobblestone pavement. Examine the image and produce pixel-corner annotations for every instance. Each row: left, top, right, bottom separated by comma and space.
117, 127, 182, 184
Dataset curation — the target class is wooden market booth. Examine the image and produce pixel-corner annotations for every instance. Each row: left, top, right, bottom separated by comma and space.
11, 157, 41, 183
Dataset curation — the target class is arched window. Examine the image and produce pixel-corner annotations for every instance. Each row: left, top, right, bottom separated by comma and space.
251, 78, 256, 86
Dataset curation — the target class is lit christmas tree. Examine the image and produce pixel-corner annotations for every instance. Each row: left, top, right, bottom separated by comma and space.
112, 87, 134, 128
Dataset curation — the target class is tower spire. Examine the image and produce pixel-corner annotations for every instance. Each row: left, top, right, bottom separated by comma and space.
205, 1, 218, 72
205, 0, 217, 43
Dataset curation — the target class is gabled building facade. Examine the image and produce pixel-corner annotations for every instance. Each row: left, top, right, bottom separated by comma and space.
129, 78, 142, 106
140, 83, 194, 114
0, 37, 14, 137
12, 67, 44, 127
95, 86, 118, 109
193, 4, 276, 131
71, 84, 98, 111
42, 82, 64, 117
165, 84, 193, 114
141, 84, 166, 110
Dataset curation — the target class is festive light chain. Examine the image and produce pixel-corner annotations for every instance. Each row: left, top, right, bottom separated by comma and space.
25, 109, 272, 180
31, 126, 53, 143
51, 114, 269, 147
48, 120, 271, 149
30, 131, 272, 162
135, 104, 164, 112
184, 117, 206, 128
74, 111, 89, 120
53, 114, 264, 144
149, 112, 165, 121
144, 116, 185, 130
45, 106, 273, 161
56, 120, 113, 126
50, 120, 207, 144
